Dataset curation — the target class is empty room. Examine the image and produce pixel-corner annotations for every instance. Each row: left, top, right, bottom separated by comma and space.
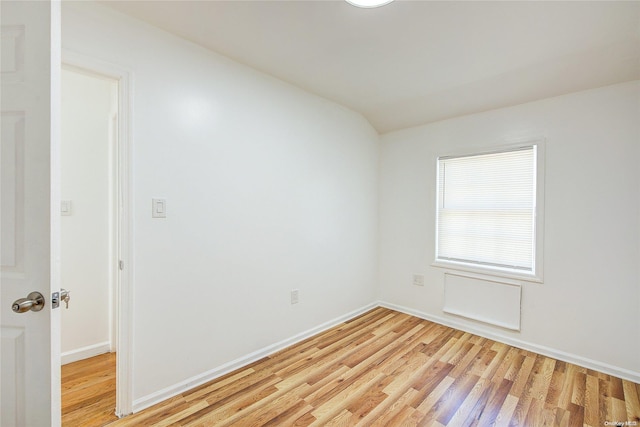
1, 0, 639, 426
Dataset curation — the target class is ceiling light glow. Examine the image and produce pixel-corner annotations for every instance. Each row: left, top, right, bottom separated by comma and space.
345, 0, 394, 8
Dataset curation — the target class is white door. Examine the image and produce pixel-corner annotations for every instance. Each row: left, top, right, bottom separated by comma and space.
1, 1, 61, 426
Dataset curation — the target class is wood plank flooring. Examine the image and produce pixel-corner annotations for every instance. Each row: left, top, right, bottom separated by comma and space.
62, 307, 640, 426
62, 351, 118, 426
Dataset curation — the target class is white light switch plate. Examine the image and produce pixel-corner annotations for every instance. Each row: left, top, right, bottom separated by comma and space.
152, 198, 166, 218
413, 274, 424, 286
61, 200, 72, 216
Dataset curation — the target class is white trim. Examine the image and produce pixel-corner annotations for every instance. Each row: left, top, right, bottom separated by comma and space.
61, 50, 134, 417
533, 140, 545, 282
61, 342, 111, 365
109, 109, 118, 354
431, 261, 542, 284
378, 301, 640, 384
132, 302, 378, 413
50, 3, 63, 426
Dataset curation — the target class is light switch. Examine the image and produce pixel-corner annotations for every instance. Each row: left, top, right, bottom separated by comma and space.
152, 198, 166, 218
61, 200, 72, 216
413, 274, 424, 286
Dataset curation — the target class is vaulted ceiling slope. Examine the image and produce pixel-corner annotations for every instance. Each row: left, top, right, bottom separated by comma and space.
104, 1, 640, 133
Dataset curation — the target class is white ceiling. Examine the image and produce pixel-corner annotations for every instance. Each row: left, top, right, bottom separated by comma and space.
104, 1, 640, 133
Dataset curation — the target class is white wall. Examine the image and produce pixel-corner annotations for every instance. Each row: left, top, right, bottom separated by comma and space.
61, 0, 639, 409
62, 2, 379, 404
60, 68, 116, 363
379, 81, 640, 379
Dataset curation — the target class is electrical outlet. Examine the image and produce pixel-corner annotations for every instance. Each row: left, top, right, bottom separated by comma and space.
413, 274, 424, 286
291, 289, 299, 304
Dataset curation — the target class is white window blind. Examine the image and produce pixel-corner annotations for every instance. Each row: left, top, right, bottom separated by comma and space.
436, 146, 536, 273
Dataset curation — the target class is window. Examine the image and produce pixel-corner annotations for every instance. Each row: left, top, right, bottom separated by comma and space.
435, 143, 543, 280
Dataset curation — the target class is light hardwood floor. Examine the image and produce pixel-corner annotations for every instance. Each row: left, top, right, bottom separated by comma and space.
62, 307, 640, 426
62, 351, 117, 426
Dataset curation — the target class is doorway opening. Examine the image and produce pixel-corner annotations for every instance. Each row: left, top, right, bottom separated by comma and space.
59, 51, 133, 418
60, 66, 118, 424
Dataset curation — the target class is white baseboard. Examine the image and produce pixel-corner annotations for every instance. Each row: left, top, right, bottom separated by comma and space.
132, 299, 639, 414
132, 302, 379, 413
378, 301, 640, 384
61, 342, 111, 365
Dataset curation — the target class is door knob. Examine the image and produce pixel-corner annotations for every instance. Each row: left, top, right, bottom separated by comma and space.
12, 291, 45, 313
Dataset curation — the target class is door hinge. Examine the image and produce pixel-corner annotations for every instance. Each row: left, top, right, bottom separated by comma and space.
119, 260, 124, 270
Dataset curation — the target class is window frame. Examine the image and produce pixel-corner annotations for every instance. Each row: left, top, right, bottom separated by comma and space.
433, 139, 545, 283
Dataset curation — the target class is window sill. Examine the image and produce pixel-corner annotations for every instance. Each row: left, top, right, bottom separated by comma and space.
432, 260, 543, 283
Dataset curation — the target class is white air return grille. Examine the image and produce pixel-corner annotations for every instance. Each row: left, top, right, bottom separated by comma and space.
443, 273, 521, 331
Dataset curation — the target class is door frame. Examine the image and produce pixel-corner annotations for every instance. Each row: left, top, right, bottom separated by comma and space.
61, 50, 134, 417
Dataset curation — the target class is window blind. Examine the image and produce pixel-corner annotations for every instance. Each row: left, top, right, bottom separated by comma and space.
436, 146, 536, 272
